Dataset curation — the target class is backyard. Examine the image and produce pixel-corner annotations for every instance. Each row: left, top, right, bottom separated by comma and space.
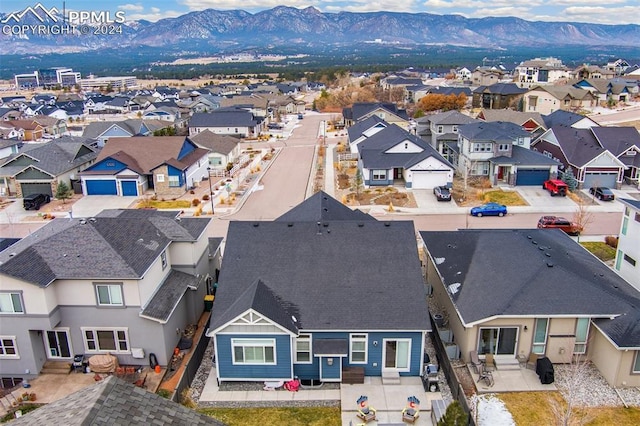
198, 407, 341, 425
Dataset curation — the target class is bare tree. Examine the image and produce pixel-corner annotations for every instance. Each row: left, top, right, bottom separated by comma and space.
572, 195, 594, 242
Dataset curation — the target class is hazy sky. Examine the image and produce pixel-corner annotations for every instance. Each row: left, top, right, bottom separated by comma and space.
2, 0, 639, 25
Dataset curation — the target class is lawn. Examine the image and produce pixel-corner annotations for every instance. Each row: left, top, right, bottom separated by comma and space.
482, 190, 528, 206
498, 392, 640, 426
581, 242, 617, 262
136, 200, 192, 209
198, 407, 341, 426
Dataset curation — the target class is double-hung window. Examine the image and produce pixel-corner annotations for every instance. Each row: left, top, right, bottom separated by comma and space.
0, 292, 24, 314
168, 175, 180, 187
532, 318, 548, 354
350, 334, 367, 364
294, 334, 312, 363
232, 339, 276, 364
95, 284, 123, 306
574, 318, 589, 354
372, 170, 386, 181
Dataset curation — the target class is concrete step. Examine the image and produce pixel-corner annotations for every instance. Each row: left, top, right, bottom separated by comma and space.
495, 358, 521, 371
41, 361, 71, 375
381, 371, 401, 385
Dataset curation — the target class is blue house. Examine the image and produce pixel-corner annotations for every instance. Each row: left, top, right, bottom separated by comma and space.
207, 192, 431, 384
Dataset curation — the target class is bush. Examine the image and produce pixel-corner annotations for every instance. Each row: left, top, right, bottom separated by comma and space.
605, 235, 618, 248
202, 194, 210, 201
192, 198, 200, 206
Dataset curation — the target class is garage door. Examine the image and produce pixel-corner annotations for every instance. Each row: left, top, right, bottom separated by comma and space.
516, 169, 550, 186
412, 171, 449, 189
21, 182, 52, 197
85, 180, 117, 195
583, 173, 617, 189
121, 181, 138, 196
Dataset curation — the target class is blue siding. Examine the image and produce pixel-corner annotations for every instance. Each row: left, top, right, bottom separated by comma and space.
216, 334, 291, 380
320, 358, 341, 380
177, 140, 196, 160
365, 179, 394, 186
167, 165, 185, 187
293, 359, 320, 380
306, 331, 423, 377
102, 126, 132, 138
86, 157, 127, 172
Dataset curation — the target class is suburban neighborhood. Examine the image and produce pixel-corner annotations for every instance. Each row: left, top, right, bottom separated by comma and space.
1, 31, 640, 425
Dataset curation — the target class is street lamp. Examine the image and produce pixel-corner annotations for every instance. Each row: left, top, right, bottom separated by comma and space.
206, 167, 215, 215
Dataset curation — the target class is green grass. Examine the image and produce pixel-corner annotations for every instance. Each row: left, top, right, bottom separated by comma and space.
581, 242, 616, 262
483, 190, 528, 206
198, 407, 341, 426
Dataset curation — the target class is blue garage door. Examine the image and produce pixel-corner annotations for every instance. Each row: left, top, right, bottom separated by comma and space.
121, 181, 138, 196
86, 180, 117, 195
516, 169, 549, 186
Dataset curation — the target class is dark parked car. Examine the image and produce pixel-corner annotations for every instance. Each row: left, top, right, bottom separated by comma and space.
589, 187, 615, 201
537, 216, 582, 236
267, 123, 283, 130
470, 202, 507, 217
433, 186, 451, 202
23, 193, 51, 210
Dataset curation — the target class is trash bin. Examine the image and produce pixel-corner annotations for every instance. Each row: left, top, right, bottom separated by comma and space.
433, 314, 444, 327
204, 295, 214, 312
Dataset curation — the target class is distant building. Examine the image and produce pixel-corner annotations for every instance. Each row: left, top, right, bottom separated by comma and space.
14, 72, 39, 89
79, 75, 138, 91
13, 68, 80, 89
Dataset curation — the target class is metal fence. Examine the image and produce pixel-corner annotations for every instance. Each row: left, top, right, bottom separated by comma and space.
173, 313, 212, 404
430, 314, 476, 426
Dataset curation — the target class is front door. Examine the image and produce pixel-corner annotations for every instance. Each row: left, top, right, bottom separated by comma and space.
382, 339, 411, 372
46, 329, 72, 359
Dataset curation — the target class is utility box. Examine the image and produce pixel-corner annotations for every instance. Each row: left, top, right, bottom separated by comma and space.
204, 295, 215, 312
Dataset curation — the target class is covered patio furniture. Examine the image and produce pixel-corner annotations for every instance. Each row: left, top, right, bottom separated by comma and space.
356, 395, 377, 423
401, 395, 420, 423
536, 356, 555, 384
88, 354, 118, 373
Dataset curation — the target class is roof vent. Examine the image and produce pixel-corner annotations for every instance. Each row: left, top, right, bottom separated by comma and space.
287, 222, 293, 227
253, 222, 259, 227
546, 261, 554, 267
532, 240, 538, 245
79, 219, 87, 224
89, 217, 97, 223
323, 222, 329, 227
323, 208, 328, 212
527, 235, 532, 239
357, 223, 364, 227
545, 252, 551, 257
9, 252, 16, 257
384, 222, 390, 227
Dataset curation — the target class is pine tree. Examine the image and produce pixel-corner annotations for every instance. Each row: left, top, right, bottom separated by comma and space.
561, 167, 579, 192
55, 181, 73, 204
437, 401, 467, 426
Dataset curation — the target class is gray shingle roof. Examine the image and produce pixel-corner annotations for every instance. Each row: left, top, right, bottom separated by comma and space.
314, 338, 348, 355
276, 191, 374, 222
428, 110, 477, 126
141, 269, 200, 322
473, 83, 527, 95
189, 111, 257, 128
619, 198, 640, 210
490, 145, 560, 166
11, 376, 224, 426
458, 121, 530, 142
347, 102, 409, 122
0, 137, 98, 176
542, 110, 591, 128
420, 229, 640, 347
211, 207, 430, 332
591, 126, 640, 156
0, 213, 209, 287
189, 130, 240, 154
347, 115, 388, 141
359, 125, 453, 170
549, 126, 607, 167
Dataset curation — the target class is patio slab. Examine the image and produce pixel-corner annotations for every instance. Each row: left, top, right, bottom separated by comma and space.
470, 364, 557, 393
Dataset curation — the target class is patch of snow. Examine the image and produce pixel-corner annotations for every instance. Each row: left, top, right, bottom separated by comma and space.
448, 283, 461, 294
435, 257, 445, 264
475, 394, 515, 426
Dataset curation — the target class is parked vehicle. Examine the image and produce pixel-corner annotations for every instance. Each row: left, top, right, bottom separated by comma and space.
542, 179, 568, 196
23, 193, 51, 210
297, 113, 304, 119
470, 202, 507, 217
537, 216, 582, 236
267, 123, 283, 130
589, 187, 615, 201
433, 186, 452, 202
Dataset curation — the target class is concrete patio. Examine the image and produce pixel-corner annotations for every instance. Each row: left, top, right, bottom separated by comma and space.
469, 363, 557, 394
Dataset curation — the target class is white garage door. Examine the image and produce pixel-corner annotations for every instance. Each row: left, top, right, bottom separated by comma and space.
412, 171, 449, 189
583, 172, 617, 189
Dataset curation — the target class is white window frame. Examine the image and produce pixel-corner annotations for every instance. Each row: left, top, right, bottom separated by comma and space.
372, 170, 386, 181
0, 336, 19, 358
532, 318, 548, 355
156, 174, 165, 182
349, 333, 368, 364
498, 143, 510, 152
294, 334, 312, 364
452, 125, 458, 133
574, 318, 590, 354
437, 125, 444, 133
82, 327, 129, 354
633, 351, 640, 374
471, 162, 490, 176
232, 338, 276, 365
95, 284, 124, 307
473, 142, 492, 152
168, 175, 180, 187
0, 292, 24, 314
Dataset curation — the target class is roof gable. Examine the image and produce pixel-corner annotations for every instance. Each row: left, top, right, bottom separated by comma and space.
276, 191, 374, 222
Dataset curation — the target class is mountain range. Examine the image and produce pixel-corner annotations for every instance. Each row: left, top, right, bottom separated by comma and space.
2, 6, 640, 55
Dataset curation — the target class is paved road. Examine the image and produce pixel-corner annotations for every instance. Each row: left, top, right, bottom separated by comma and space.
590, 106, 640, 125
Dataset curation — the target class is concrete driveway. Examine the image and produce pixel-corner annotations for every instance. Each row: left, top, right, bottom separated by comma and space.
71, 196, 139, 218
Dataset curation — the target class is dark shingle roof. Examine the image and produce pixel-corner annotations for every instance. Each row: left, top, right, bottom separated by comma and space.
189, 130, 240, 154
591, 126, 640, 156
0, 213, 209, 287
211, 212, 430, 332
428, 110, 477, 126
276, 191, 374, 222
348, 102, 409, 122
347, 115, 388, 141
458, 121, 530, 142
473, 83, 527, 95
313, 339, 348, 355
543, 110, 594, 128
490, 145, 560, 166
141, 269, 200, 322
10, 376, 223, 425
189, 111, 257, 128
359, 125, 453, 169
549, 126, 607, 167
420, 229, 640, 347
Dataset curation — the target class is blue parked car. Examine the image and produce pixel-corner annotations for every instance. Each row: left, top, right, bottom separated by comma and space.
470, 202, 507, 217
